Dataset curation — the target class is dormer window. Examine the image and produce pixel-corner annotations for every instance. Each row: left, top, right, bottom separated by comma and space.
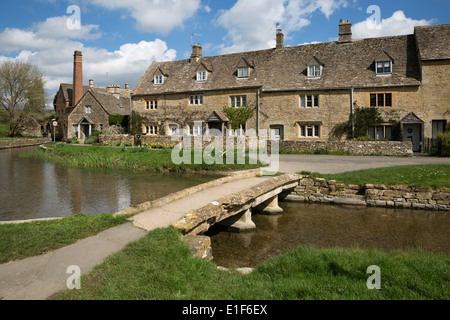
238, 67, 249, 78
376, 61, 392, 75
154, 74, 163, 85
196, 70, 207, 82
307, 65, 322, 78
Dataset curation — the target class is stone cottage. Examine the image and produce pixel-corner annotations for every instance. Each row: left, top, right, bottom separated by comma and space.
54, 51, 131, 141
132, 22, 449, 152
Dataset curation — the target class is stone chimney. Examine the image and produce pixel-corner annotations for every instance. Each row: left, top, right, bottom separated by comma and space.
89, 79, 94, 88
125, 83, 130, 91
276, 29, 284, 50
338, 20, 352, 44
107, 84, 120, 99
73, 50, 83, 106
190, 44, 202, 62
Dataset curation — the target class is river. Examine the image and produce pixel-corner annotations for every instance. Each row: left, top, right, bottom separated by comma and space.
0, 147, 219, 221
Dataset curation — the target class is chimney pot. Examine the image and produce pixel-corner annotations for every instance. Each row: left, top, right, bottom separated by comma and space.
338, 20, 352, 44
89, 79, 94, 88
276, 29, 284, 50
125, 83, 130, 90
190, 44, 202, 62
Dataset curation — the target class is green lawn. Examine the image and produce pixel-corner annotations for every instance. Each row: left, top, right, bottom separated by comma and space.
0, 213, 130, 263
21, 144, 264, 173
299, 164, 450, 188
56, 226, 449, 300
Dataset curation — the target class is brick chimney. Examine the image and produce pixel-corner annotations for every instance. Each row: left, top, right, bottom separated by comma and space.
338, 20, 352, 44
276, 29, 284, 50
190, 44, 202, 62
73, 50, 83, 106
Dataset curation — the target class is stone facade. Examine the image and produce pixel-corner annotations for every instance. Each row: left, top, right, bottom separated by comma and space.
131, 23, 449, 154
0, 138, 51, 149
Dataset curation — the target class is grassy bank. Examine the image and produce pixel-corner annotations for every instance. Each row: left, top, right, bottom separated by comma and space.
21, 144, 264, 172
56, 226, 449, 300
299, 164, 450, 188
0, 213, 130, 263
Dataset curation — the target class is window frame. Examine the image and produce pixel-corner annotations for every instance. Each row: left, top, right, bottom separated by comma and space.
376, 60, 392, 75
145, 99, 158, 110
368, 124, 393, 140
230, 95, 247, 108
300, 95, 319, 108
237, 67, 249, 79
307, 65, 322, 78
85, 105, 92, 114
369, 93, 393, 107
298, 124, 321, 138
189, 94, 204, 105
154, 74, 164, 85
145, 125, 158, 136
196, 70, 207, 82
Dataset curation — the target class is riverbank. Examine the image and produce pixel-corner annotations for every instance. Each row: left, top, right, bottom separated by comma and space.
21, 143, 265, 173
55, 226, 449, 300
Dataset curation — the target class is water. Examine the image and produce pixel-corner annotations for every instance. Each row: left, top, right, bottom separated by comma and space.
206, 202, 450, 268
0, 147, 220, 221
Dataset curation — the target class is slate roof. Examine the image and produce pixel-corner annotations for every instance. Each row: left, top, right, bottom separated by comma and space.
414, 24, 450, 61
59, 84, 130, 116
132, 25, 448, 95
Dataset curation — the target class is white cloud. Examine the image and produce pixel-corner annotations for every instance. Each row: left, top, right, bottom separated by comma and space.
216, 0, 349, 54
352, 10, 433, 39
0, 15, 176, 94
88, 0, 201, 34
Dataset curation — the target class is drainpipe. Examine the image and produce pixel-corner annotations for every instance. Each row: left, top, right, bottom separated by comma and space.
257, 87, 261, 136
350, 87, 354, 139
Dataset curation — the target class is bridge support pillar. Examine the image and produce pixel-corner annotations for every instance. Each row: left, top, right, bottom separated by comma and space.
218, 208, 256, 233
255, 195, 283, 215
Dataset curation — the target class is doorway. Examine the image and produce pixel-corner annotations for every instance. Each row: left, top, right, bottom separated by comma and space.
270, 125, 284, 141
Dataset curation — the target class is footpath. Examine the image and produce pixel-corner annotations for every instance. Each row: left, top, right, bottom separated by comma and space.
0, 170, 267, 300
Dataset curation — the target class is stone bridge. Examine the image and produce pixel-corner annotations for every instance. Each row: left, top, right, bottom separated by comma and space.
172, 174, 300, 235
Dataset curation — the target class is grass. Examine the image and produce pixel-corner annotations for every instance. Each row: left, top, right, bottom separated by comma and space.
56, 226, 449, 300
298, 164, 450, 188
21, 144, 265, 173
0, 213, 130, 263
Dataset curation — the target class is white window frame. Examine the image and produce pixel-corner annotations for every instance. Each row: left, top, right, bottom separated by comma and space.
230, 95, 247, 108
376, 61, 392, 75
237, 67, 249, 78
169, 125, 179, 136
145, 125, 158, 135
299, 124, 321, 138
85, 105, 92, 114
154, 74, 164, 85
196, 70, 207, 82
307, 65, 322, 78
189, 123, 203, 136
300, 95, 319, 108
189, 94, 203, 105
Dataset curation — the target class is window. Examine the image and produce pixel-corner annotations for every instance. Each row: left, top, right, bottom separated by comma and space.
73, 125, 78, 134
85, 105, 92, 114
307, 65, 322, 78
370, 93, 392, 107
237, 67, 249, 78
230, 95, 247, 108
376, 61, 392, 74
169, 125, 178, 136
368, 125, 392, 140
99, 124, 103, 132
145, 125, 158, 135
196, 71, 207, 81
432, 120, 447, 140
299, 124, 321, 138
190, 94, 203, 105
154, 74, 163, 85
145, 100, 158, 110
300, 95, 319, 108
189, 123, 203, 136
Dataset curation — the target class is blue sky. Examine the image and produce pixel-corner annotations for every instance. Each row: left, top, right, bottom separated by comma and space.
0, 0, 448, 102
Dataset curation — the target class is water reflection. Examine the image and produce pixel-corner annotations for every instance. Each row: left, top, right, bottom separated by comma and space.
206, 202, 450, 268
0, 147, 220, 221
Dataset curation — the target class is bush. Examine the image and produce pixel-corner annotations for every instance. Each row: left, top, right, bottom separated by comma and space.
436, 130, 450, 157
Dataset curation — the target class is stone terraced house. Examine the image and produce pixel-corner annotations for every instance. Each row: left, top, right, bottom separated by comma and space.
54, 51, 131, 141
132, 21, 449, 152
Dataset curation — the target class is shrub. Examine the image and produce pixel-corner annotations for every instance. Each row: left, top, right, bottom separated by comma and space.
436, 129, 450, 157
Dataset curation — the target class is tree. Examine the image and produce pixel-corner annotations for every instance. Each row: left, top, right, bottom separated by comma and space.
222, 105, 254, 131
0, 61, 46, 137
331, 106, 384, 140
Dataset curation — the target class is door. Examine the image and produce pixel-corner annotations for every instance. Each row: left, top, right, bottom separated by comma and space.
270, 125, 284, 141
82, 124, 91, 138
403, 124, 421, 152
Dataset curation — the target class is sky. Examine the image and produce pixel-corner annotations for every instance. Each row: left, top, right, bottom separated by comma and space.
0, 0, 448, 106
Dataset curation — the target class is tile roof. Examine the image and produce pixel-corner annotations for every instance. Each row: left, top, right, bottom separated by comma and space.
133, 28, 438, 95
414, 24, 450, 61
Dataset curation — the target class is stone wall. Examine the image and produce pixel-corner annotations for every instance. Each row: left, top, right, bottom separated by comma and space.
277, 140, 413, 156
99, 134, 413, 156
0, 138, 51, 149
287, 176, 450, 211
